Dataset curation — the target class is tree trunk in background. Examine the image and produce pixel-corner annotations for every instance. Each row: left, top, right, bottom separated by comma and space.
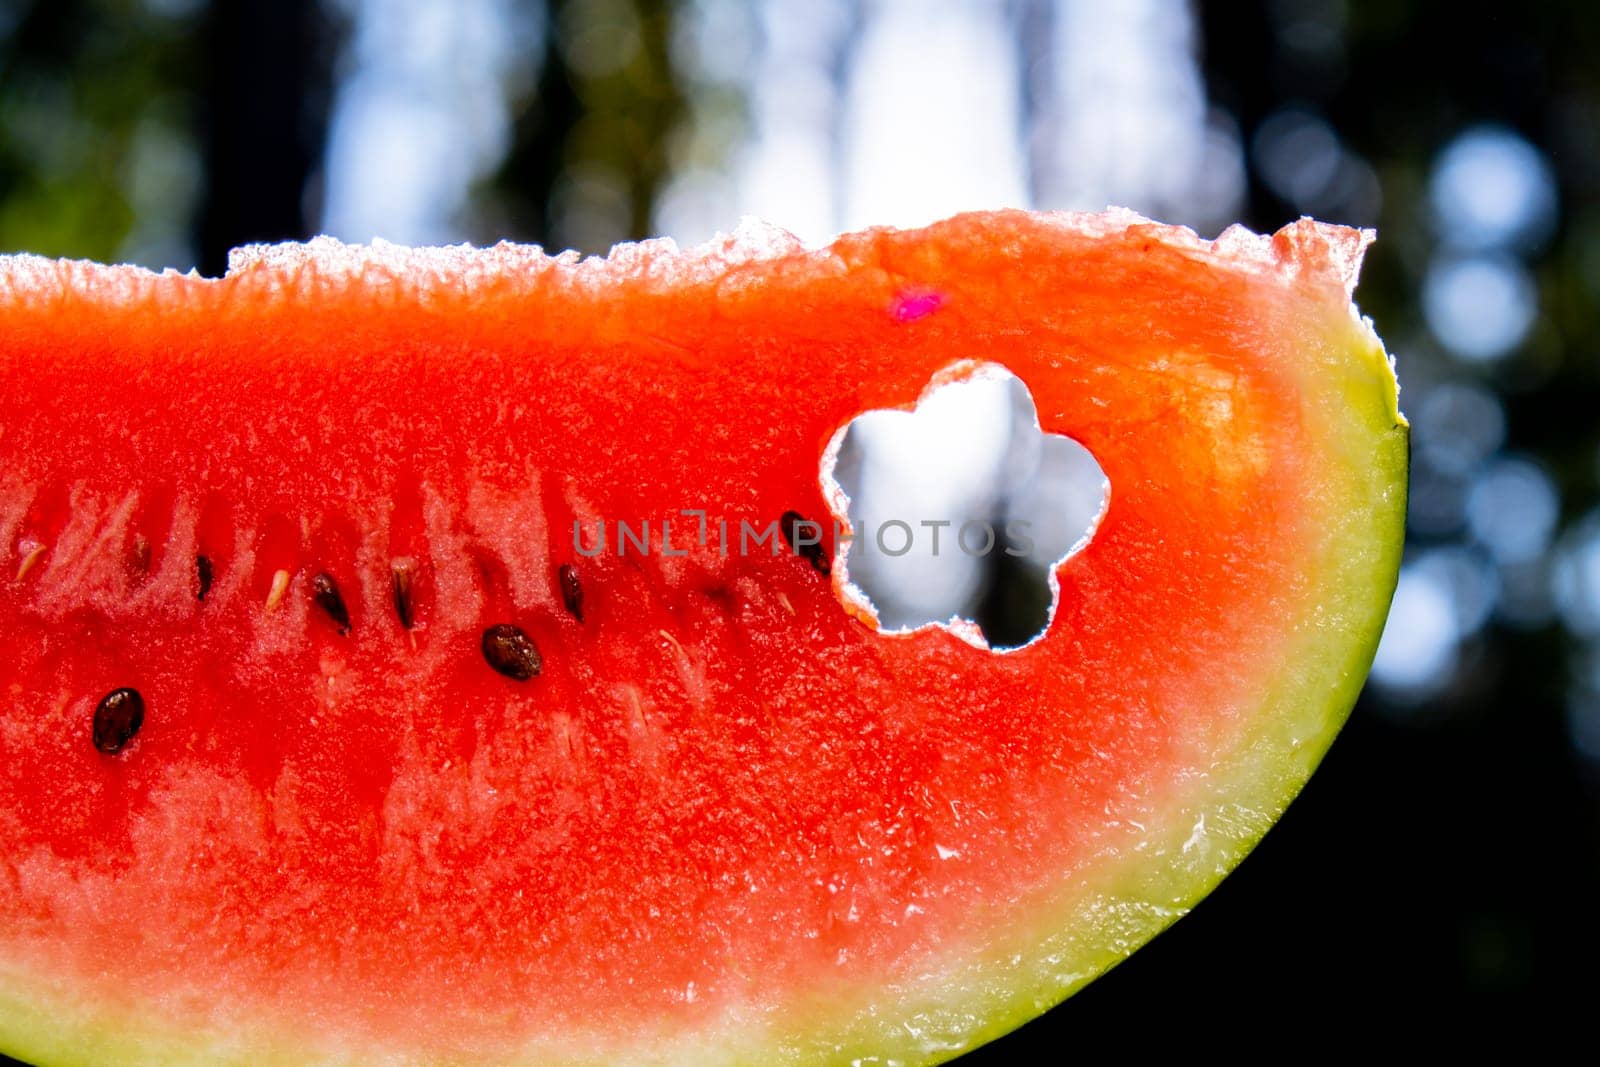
492, 0, 685, 253
197, 0, 337, 276
493, 0, 584, 247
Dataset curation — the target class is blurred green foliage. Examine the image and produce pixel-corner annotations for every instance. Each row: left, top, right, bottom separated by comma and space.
0, 0, 198, 263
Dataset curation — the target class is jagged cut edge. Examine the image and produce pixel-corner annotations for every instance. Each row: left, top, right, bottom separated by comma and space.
231, 210, 1375, 298
0, 208, 1367, 302
1033, 206, 1372, 298
0, 208, 1397, 422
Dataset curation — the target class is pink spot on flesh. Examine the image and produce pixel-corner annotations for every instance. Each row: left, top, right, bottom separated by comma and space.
892, 291, 944, 323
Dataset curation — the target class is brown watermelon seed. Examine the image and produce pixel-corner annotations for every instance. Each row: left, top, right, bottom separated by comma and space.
93, 687, 145, 755
482, 624, 542, 681
559, 563, 584, 622
391, 559, 416, 630
311, 572, 351, 635
14, 541, 46, 582
265, 569, 291, 612
781, 510, 831, 576
196, 555, 214, 601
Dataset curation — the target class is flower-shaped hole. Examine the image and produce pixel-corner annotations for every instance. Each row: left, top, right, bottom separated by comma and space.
823, 363, 1109, 651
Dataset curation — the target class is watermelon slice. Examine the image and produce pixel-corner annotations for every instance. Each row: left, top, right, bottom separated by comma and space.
0, 209, 1405, 1065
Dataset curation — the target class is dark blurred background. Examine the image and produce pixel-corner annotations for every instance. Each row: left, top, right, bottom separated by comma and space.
1, 0, 1597, 1056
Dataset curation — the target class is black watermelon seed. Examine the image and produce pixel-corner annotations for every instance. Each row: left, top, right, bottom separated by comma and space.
781, 510, 832, 576
482, 624, 542, 681
558, 563, 584, 622
391, 560, 416, 630
93, 688, 145, 755
196, 554, 214, 602
311, 573, 351, 634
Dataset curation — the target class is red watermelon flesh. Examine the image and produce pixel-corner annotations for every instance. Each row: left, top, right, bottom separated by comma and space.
0, 209, 1406, 1065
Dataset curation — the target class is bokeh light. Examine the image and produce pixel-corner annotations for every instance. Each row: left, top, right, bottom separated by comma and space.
1423, 254, 1538, 362
1430, 126, 1558, 252
1414, 382, 1507, 475
1372, 560, 1461, 697
1465, 457, 1560, 566
1553, 511, 1600, 637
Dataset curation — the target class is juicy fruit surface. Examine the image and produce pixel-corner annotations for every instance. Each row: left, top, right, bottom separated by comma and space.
0, 211, 1405, 1065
